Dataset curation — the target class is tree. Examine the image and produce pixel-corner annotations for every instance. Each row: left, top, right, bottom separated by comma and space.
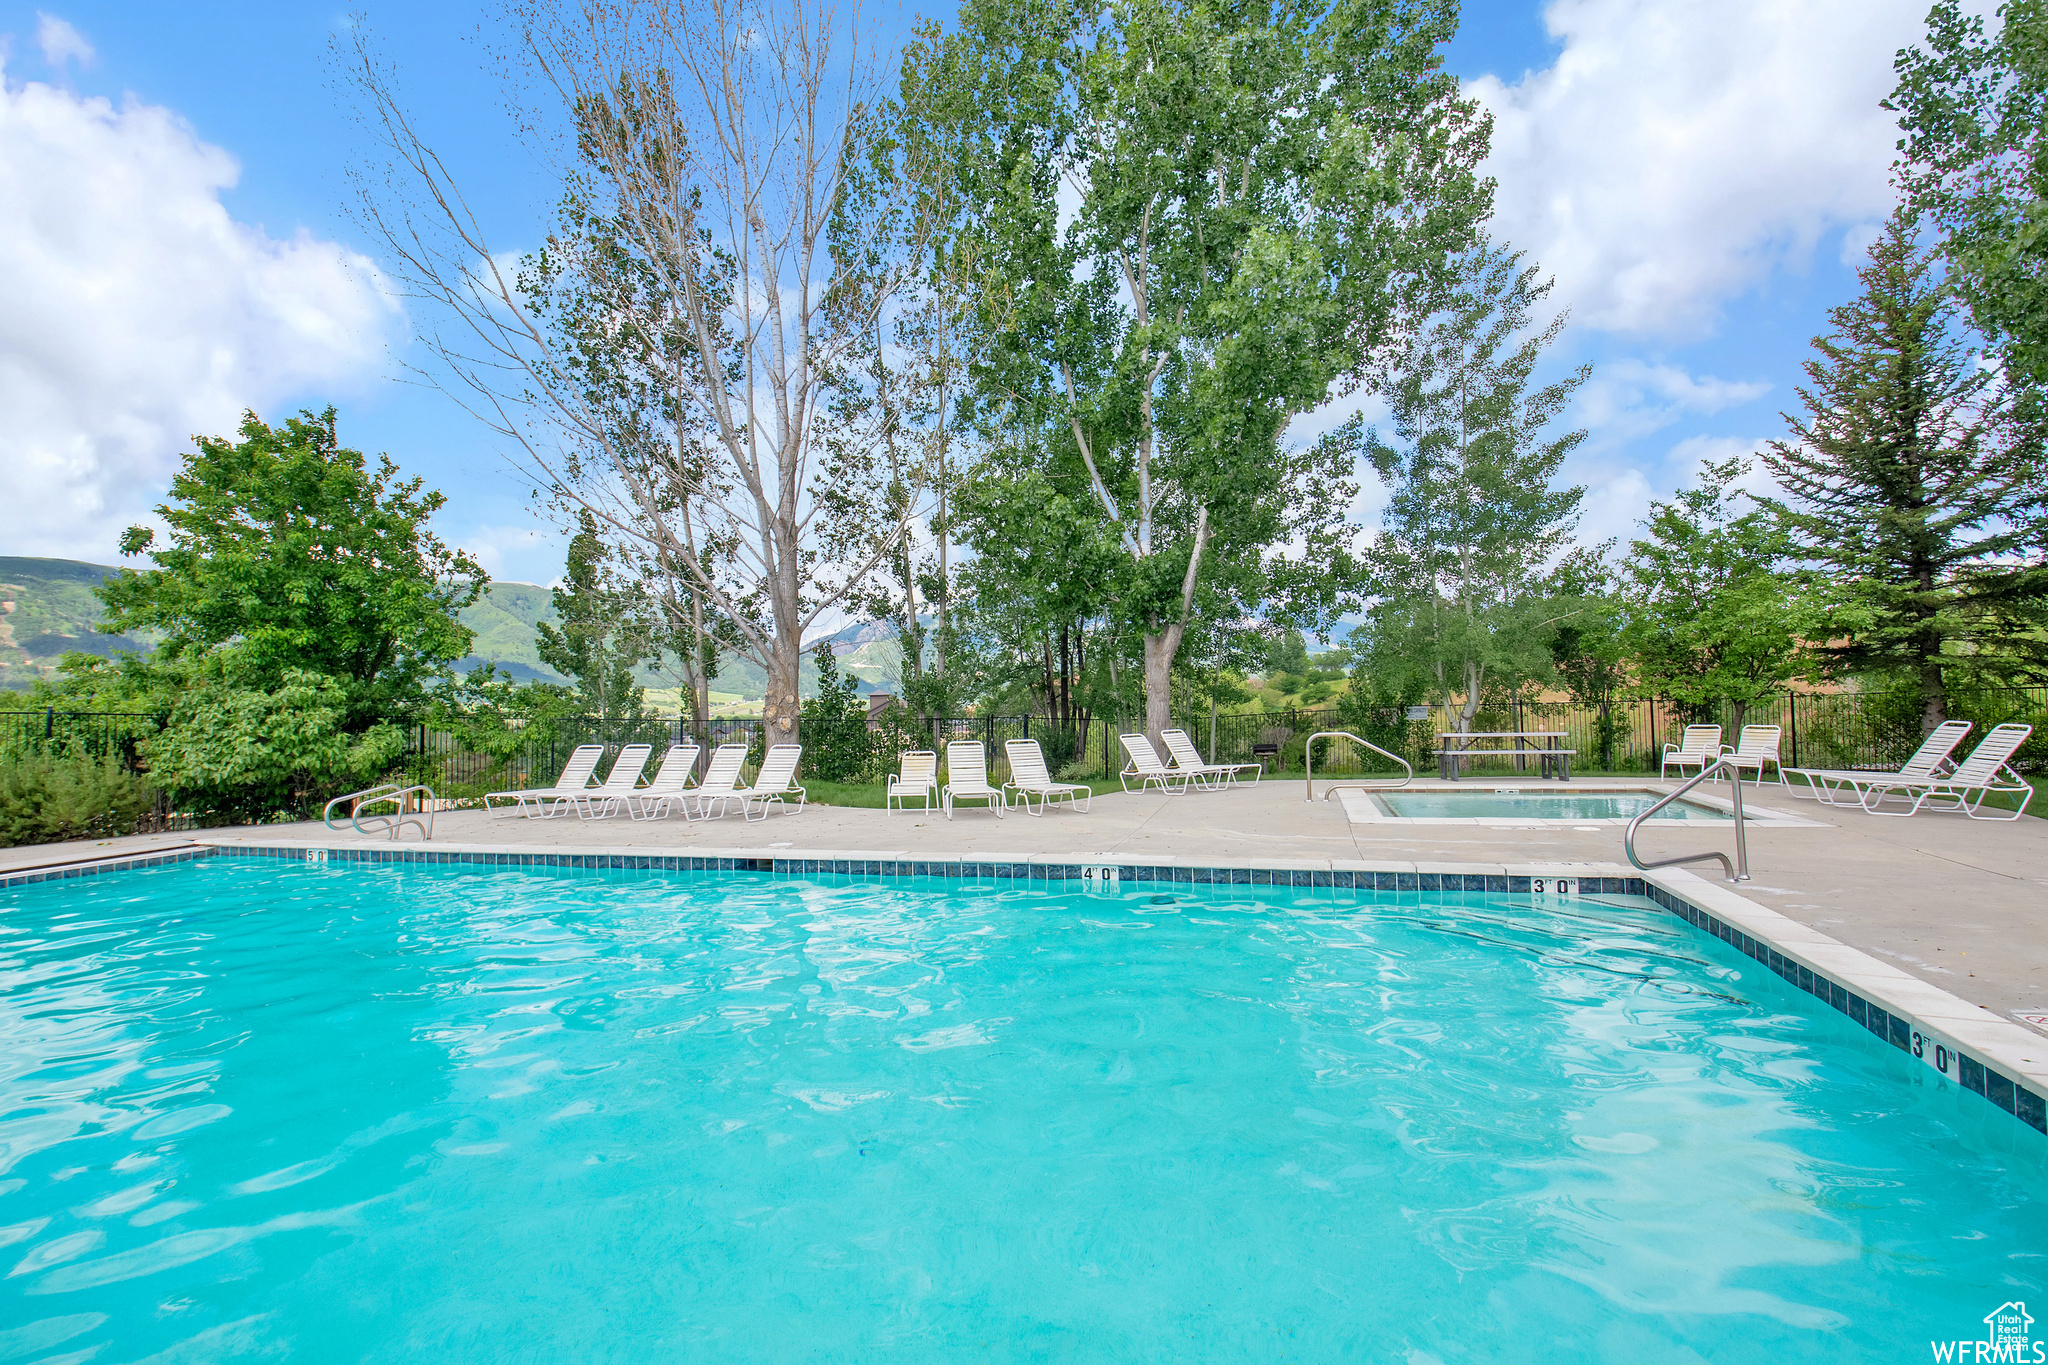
1265, 630, 1314, 684
1892, 0, 2048, 385
797, 644, 877, 782
906, 0, 1492, 748
950, 419, 1129, 743
1362, 241, 1589, 732
1622, 458, 1805, 732
516, 168, 739, 747
1758, 212, 2048, 732
342, 1, 928, 752
535, 509, 655, 722
1546, 545, 1630, 771
146, 663, 409, 821
97, 408, 485, 727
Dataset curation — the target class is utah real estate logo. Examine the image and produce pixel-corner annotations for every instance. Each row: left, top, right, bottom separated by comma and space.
1932, 1302, 2040, 1363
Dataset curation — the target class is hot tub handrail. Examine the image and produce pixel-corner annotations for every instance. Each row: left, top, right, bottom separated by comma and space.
1305, 731, 1413, 802
323, 783, 437, 842
1625, 757, 1749, 882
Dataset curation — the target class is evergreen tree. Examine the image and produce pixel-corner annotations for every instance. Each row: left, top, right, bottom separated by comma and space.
1759, 212, 2048, 733
797, 644, 875, 782
536, 511, 654, 721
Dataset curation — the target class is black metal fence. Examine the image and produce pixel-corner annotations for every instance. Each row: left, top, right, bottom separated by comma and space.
1175, 688, 2048, 778
406, 713, 1120, 794
0, 709, 159, 765
9, 685, 2044, 814
0, 709, 201, 835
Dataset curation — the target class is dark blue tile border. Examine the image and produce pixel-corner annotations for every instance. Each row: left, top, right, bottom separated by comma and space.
1648, 880, 2043, 1138
11, 841, 2039, 1142
0, 845, 215, 888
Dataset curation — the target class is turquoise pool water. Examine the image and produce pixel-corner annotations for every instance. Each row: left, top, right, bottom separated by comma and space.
0, 860, 2039, 1361
1379, 789, 1732, 820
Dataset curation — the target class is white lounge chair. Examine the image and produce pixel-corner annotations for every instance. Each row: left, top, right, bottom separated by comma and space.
1161, 728, 1261, 787
569, 744, 654, 821
1719, 725, 1785, 787
1119, 734, 1190, 793
1784, 720, 1973, 806
684, 742, 751, 819
1661, 725, 1722, 780
625, 743, 702, 821
942, 741, 1005, 818
1859, 723, 2034, 819
887, 751, 938, 813
733, 744, 806, 821
484, 744, 604, 818
1003, 738, 1091, 814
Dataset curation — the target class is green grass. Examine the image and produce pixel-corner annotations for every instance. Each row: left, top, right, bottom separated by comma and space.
797, 777, 1119, 809
1974, 775, 2046, 819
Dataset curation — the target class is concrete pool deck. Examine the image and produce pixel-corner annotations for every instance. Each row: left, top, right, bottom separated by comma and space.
7, 776, 2045, 1028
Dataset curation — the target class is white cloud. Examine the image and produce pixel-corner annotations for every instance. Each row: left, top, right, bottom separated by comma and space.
1572, 359, 1770, 447
1576, 463, 1655, 547
1470, 0, 1922, 336
0, 54, 398, 561
460, 521, 568, 585
35, 13, 92, 70
1838, 218, 1885, 267
1663, 433, 1782, 497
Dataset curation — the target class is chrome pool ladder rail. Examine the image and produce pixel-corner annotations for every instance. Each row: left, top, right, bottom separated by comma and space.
1624, 757, 1749, 882
1305, 731, 1414, 802
323, 783, 437, 842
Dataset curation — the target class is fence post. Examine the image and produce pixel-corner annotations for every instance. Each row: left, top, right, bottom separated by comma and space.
44, 707, 54, 740
1787, 692, 1799, 769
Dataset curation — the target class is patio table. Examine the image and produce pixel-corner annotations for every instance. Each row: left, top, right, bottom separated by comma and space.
1433, 731, 1574, 781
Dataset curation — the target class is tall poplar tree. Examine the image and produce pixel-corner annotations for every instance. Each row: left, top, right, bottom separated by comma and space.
1759, 212, 2048, 733
535, 510, 656, 722
1892, 0, 2048, 385
903, 0, 1492, 746
1360, 241, 1589, 732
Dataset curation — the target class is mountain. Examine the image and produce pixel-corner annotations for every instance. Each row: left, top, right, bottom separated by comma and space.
0, 557, 899, 705
455, 580, 569, 684
0, 557, 154, 691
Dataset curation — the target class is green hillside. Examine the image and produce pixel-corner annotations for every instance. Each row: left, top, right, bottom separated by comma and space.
456, 580, 568, 684
0, 557, 890, 706
0, 557, 154, 691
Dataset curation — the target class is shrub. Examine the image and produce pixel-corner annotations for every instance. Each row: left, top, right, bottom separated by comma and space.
798, 646, 875, 782
0, 754, 157, 848
146, 666, 407, 821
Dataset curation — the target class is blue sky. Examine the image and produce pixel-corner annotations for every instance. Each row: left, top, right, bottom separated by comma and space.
0, 0, 1928, 586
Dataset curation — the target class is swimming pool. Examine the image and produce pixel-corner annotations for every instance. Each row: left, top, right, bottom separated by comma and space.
1374, 788, 1732, 821
1, 858, 2040, 1360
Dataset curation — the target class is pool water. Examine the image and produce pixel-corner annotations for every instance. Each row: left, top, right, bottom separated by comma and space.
1379, 789, 1732, 820
0, 860, 2039, 1361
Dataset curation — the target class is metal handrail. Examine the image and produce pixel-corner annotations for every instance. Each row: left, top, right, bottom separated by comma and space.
1305, 731, 1414, 801
323, 783, 436, 842
1625, 757, 1749, 881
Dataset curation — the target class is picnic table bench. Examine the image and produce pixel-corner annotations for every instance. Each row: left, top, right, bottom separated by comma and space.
1433, 731, 1576, 781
